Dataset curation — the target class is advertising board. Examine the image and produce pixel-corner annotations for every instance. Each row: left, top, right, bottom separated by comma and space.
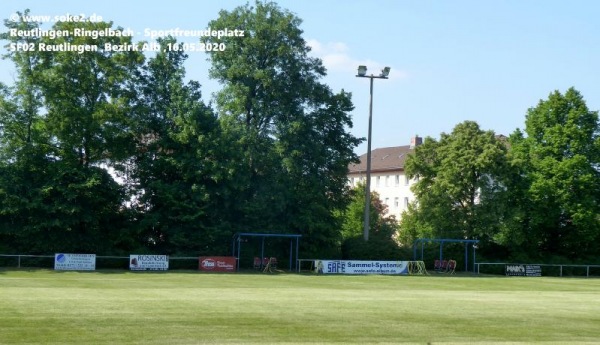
314, 260, 408, 275
505, 264, 542, 277
54, 253, 96, 271
129, 254, 169, 271
199, 256, 236, 272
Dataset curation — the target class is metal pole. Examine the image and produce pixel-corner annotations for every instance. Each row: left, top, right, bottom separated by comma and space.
473, 246, 476, 273
289, 239, 293, 272
464, 243, 468, 272
232, 236, 235, 257
363, 77, 374, 241
261, 237, 265, 269
296, 237, 300, 273
237, 236, 241, 271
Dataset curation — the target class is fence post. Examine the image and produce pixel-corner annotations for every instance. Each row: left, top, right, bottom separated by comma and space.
18, 255, 21, 268
587, 266, 590, 278
559, 265, 562, 277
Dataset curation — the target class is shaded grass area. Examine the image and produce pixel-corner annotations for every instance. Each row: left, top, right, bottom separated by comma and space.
0, 270, 599, 344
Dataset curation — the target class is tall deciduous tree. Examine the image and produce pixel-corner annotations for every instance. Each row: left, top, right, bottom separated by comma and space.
1, 11, 57, 253
201, 1, 361, 256
36, 20, 142, 167
0, 15, 140, 253
0, 10, 47, 163
509, 88, 600, 258
131, 37, 229, 255
400, 121, 510, 244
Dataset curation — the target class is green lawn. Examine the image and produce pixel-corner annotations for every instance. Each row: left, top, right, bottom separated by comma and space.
0, 270, 599, 344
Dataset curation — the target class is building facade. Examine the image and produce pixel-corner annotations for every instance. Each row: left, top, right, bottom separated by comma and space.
347, 136, 422, 220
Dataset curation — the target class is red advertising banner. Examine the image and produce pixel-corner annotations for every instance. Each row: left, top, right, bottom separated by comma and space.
199, 256, 237, 272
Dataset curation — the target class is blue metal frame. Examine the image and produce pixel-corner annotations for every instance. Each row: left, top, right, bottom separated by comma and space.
232, 233, 302, 271
412, 238, 479, 272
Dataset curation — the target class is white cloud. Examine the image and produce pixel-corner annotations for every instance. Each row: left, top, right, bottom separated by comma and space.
306, 39, 323, 54
306, 39, 407, 80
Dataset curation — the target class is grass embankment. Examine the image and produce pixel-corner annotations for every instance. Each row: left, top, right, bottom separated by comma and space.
0, 270, 599, 344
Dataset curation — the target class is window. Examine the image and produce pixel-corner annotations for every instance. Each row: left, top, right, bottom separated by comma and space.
405, 175, 410, 186
385, 176, 389, 187
376, 176, 380, 187
394, 197, 399, 209
385, 198, 389, 206
395, 175, 400, 187
404, 197, 409, 209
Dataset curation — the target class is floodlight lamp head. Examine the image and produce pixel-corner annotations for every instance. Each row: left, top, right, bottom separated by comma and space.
380, 66, 391, 78
357, 65, 367, 76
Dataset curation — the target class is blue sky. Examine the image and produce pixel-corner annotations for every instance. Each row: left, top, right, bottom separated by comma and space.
2, 0, 599, 154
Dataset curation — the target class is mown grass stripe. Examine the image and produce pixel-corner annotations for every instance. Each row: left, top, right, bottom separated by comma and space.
1, 270, 599, 344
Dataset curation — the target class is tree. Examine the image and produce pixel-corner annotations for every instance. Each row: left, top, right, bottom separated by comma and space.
201, 1, 361, 257
130, 37, 230, 255
508, 88, 600, 258
400, 121, 511, 244
337, 183, 403, 259
0, 12, 58, 253
0, 10, 47, 163
0, 14, 141, 254
35, 20, 142, 168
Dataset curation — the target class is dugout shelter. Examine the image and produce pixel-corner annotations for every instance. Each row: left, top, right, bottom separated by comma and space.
413, 238, 479, 272
232, 232, 301, 271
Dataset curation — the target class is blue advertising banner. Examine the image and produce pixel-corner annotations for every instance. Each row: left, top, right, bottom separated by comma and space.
315, 260, 408, 275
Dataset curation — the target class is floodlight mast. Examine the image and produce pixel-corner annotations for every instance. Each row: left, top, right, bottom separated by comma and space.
355, 65, 390, 241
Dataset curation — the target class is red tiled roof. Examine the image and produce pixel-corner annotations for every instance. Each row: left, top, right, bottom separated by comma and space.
348, 145, 415, 174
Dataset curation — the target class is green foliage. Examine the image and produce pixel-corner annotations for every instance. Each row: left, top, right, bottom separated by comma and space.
0, 161, 129, 254
35, 20, 142, 167
0, 10, 48, 164
1, 4, 361, 257
202, 1, 361, 258
0, 14, 138, 255
336, 183, 402, 259
3, 7, 596, 263
130, 38, 230, 255
507, 88, 600, 258
401, 121, 511, 244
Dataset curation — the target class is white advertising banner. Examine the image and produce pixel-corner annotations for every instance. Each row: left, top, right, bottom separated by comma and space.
315, 260, 409, 275
129, 254, 169, 271
54, 253, 96, 271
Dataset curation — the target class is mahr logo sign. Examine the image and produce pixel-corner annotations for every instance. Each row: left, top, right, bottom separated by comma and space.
506, 264, 542, 277
506, 264, 526, 275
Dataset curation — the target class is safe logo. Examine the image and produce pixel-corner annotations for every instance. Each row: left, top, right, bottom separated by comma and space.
327, 261, 345, 273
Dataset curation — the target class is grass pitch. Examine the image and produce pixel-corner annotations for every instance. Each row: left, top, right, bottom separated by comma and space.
0, 270, 599, 344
